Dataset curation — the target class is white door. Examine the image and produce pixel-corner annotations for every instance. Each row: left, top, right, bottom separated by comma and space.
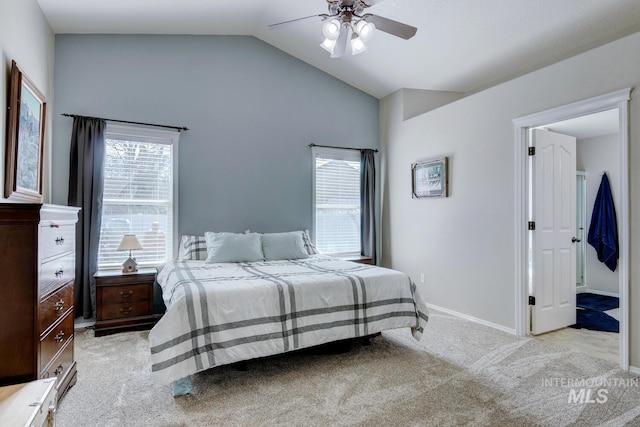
531, 129, 577, 335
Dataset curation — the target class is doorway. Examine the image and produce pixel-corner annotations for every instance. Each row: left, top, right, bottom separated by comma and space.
513, 88, 630, 370
530, 112, 620, 363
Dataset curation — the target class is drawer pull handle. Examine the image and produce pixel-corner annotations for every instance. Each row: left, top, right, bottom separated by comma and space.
120, 307, 133, 315
54, 300, 65, 311
54, 364, 64, 376
50, 224, 59, 228
54, 331, 65, 343
120, 290, 134, 298
55, 269, 64, 277
55, 236, 65, 245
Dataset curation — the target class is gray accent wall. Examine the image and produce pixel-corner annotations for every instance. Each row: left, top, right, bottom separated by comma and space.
52, 34, 378, 235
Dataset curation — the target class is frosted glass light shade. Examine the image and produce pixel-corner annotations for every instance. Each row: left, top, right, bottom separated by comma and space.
320, 38, 337, 54
351, 37, 367, 55
356, 20, 375, 41
322, 19, 341, 40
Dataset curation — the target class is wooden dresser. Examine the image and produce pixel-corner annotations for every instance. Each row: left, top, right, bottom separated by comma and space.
0, 204, 80, 402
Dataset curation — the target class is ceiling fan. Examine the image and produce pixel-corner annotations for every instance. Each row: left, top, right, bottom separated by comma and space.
268, 0, 417, 58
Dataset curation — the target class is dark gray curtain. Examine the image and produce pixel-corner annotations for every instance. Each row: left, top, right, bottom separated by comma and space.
360, 149, 377, 264
68, 117, 106, 319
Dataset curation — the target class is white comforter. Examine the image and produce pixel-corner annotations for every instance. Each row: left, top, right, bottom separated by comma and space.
149, 255, 428, 385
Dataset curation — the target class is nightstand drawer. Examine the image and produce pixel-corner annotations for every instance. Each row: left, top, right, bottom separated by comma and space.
40, 282, 73, 335
100, 300, 151, 320
101, 284, 150, 304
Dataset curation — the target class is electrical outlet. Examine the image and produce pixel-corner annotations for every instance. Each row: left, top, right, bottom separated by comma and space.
420, 273, 425, 283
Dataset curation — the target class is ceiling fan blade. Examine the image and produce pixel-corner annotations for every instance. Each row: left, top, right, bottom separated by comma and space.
360, 0, 386, 6
331, 26, 349, 58
268, 14, 328, 30
363, 14, 417, 39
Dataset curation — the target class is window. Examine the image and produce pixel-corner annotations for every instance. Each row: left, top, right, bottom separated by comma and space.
312, 147, 361, 255
97, 124, 179, 269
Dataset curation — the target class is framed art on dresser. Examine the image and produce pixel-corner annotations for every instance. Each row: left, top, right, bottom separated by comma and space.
4, 60, 46, 203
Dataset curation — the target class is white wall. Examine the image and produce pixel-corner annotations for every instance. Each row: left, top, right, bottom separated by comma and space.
0, 0, 55, 202
577, 133, 620, 295
381, 30, 640, 368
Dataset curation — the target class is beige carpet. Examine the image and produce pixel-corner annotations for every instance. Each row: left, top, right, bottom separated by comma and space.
57, 312, 640, 426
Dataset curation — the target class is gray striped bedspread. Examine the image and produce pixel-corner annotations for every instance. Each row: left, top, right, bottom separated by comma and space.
149, 255, 429, 385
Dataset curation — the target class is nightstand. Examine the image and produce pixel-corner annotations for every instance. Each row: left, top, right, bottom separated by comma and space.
336, 255, 372, 265
94, 269, 158, 337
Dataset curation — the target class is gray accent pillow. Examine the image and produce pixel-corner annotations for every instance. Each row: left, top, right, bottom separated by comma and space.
301, 229, 319, 255
205, 232, 264, 263
262, 231, 310, 261
178, 235, 207, 260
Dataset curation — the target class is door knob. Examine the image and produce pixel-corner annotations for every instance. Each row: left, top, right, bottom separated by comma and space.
571, 237, 581, 243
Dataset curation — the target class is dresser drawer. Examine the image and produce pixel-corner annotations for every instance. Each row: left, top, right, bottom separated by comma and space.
40, 337, 73, 383
100, 300, 151, 320
40, 254, 75, 297
40, 282, 73, 335
40, 313, 73, 371
100, 283, 151, 304
40, 224, 75, 262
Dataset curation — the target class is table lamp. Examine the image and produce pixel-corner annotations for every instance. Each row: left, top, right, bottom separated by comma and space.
117, 234, 143, 273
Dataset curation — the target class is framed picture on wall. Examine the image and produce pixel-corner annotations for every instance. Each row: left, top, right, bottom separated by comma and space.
412, 156, 448, 198
4, 60, 46, 202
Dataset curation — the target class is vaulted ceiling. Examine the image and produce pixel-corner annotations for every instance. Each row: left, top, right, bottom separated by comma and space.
37, 0, 640, 98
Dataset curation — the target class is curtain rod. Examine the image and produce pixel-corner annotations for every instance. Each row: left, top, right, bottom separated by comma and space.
61, 113, 188, 132
308, 143, 378, 153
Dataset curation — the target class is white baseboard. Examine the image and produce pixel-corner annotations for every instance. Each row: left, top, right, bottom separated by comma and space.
629, 365, 640, 376
582, 288, 620, 298
426, 303, 517, 336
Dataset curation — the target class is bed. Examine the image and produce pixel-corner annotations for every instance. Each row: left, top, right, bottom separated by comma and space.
149, 233, 428, 394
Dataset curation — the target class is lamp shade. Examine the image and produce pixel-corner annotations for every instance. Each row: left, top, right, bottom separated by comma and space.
117, 234, 143, 251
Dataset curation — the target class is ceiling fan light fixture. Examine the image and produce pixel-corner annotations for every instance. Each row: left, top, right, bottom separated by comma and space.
320, 38, 337, 54
322, 19, 341, 40
355, 20, 375, 41
351, 36, 367, 55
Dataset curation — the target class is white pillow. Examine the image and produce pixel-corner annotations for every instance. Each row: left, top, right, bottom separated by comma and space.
205, 232, 264, 263
262, 231, 310, 261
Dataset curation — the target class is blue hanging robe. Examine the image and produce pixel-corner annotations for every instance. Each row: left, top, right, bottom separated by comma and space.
587, 173, 618, 272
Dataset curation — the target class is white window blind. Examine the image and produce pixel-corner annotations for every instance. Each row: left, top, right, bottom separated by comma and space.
312, 147, 361, 255
97, 124, 179, 269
